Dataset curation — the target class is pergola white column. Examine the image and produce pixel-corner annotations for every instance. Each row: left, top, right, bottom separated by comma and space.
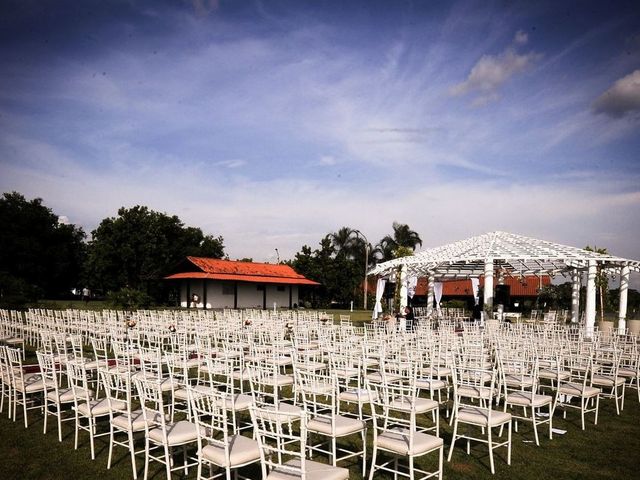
483, 259, 494, 312
618, 265, 630, 334
571, 269, 580, 324
585, 260, 597, 337
426, 275, 435, 317
399, 264, 408, 311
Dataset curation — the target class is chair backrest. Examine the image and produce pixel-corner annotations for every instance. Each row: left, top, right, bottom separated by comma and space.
66, 360, 93, 406
36, 351, 61, 393
367, 380, 420, 451
250, 406, 308, 479
99, 368, 134, 419
188, 386, 233, 460
134, 376, 170, 441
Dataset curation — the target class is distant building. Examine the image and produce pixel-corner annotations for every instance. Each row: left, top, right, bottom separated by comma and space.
164, 256, 320, 309
411, 275, 551, 310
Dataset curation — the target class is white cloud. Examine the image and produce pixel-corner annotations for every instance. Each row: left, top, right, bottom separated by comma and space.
514, 30, 528, 45
214, 159, 247, 169
592, 69, 640, 118
317, 155, 337, 166
450, 37, 542, 105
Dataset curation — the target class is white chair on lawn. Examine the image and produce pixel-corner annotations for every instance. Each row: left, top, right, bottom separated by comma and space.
100, 368, 151, 479
134, 376, 200, 480
296, 368, 367, 477
367, 379, 443, 480
250, 406, 349, 480
37, 350, 84, 442
189, 386, 261, 480
67, 359, 121, 459
553, 352, 601, 430
6, 345, 51, 427
448, 365, 511, 475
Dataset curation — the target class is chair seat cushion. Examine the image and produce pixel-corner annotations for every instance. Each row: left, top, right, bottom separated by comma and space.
339, 389, 377, 403
267, 458, 349, 480
538, 369, 570, 381
48, 387, 93, 403
458, 406, 511, 427
77, 398, 126, 417
591, 375, 625, 387
307, 414, 365, 436
506, 391, 552, 407
201, 434, 261, 467
149, 420, 200, 445
558, 382, 600, 398
365, 372, 402, 384
112, 409, 163, 432
618, 368, 637, 378
458, 385, 493, 400
503, 374, 534, 388
415, 378, 447, 391
390, 396, 438, 414
377, 427, 443, 455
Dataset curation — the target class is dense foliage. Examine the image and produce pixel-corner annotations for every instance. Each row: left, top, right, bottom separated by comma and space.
85, 205, 225, 303
0, 193, 225, 307
0, 192, 85, 305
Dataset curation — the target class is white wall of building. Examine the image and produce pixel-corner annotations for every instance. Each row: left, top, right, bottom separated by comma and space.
179, 280, 301, 309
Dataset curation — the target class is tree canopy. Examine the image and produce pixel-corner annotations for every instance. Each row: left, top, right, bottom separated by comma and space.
0, 192, 85, 303
85, 205, 225, 298
374, 222, 422, 262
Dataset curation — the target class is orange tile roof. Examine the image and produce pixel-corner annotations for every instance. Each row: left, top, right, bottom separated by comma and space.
164, 257, 320, 285
414, 275, 550, 297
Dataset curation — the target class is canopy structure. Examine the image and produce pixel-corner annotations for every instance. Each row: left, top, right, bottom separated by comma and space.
370, 231, 640, 335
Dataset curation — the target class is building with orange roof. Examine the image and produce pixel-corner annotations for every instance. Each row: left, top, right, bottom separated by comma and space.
164, 256, 319, 309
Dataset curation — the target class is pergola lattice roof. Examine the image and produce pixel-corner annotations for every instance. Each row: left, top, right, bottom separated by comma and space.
370, 231, 640, 278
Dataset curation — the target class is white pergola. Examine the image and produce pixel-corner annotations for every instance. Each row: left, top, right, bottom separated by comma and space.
370, 231, 640, 335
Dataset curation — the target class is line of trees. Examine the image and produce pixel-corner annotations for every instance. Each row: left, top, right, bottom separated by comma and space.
0, 192, 224, 307
290, 223, 423, 308
0, 191, 423, 309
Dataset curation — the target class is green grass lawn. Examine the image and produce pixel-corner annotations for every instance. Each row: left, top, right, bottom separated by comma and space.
1, 346, 639, 480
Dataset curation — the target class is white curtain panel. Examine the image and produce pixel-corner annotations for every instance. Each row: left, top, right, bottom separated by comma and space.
372, 278, 386, 319
434, 282, 443, 310
471, 278, 480, 305
407, 276, 418, 299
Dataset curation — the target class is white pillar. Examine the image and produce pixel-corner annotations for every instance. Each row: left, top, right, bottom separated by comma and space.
426, 275, 435, 317
399, 264, 408, 311
497, 270, 505, 320
618, 265, 630, 334
571, 269, 580, 324
483, 259, 494, 314
585, 260, 597, 337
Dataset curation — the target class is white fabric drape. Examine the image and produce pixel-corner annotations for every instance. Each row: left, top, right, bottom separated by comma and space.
372, 278, 386, 319
407, 276, 418, 299
434, 282, 443, 311
471, 278, 480, 305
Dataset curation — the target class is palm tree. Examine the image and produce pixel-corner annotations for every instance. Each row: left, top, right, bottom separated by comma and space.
392, 222, 422, 250
330, 227, 358, 259
373, 222, 423, 262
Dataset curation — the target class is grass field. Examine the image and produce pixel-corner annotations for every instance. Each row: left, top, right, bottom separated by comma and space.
1, 343, 639, 480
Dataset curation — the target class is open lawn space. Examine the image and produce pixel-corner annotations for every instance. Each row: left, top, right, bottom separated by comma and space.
1, 343, 639, 480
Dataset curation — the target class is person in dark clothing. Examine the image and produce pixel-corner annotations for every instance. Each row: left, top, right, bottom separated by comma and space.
404, 305, 415, 331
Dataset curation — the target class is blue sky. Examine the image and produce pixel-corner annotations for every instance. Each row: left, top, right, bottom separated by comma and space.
1, 0, 639, 278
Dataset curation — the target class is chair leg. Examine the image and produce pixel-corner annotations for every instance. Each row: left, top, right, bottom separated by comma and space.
532, 407, 540, 446
447, 419, 458, 461
438, 445, 443, 480
368, 445, 377, 480
488, 426, 495, 475
507, 420, 512, 465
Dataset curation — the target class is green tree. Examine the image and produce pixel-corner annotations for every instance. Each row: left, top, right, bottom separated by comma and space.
0, 192, 85, 304
374, 222, 422, 262
291, 235, 360, 308
85, 206, 224, 302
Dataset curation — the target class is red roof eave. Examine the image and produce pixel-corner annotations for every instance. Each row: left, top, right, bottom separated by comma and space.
164, 272, 320, 286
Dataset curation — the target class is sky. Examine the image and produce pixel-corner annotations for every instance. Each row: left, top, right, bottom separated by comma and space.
1, 0, 639, 280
